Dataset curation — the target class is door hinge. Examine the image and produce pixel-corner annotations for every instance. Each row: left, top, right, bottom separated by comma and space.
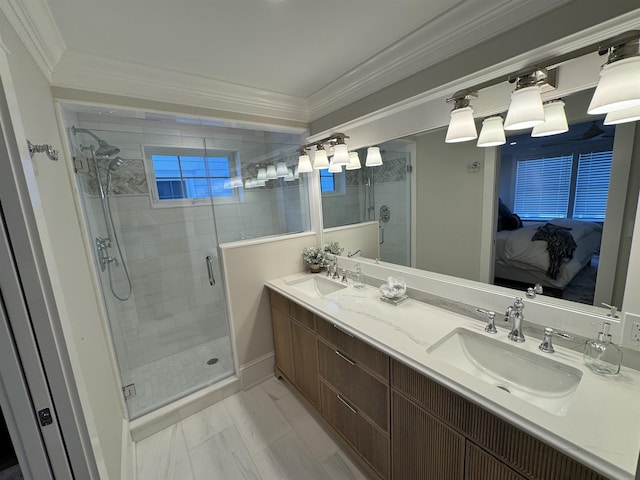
122, 383, 137, 400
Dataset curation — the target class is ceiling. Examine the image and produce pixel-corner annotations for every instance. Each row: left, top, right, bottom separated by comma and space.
6, 0, 572, 121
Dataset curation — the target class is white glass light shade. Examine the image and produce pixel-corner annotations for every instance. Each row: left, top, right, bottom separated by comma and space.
257, 168, 267, 181
297, 153, 312, 173
346, 151, 361, 170
365, 146, 383, 167
504, 85, 545, 130
313, 148, 330, 169
445, 106, 477, 143
285, 168, 295, 181
328, 160, 342, 173
604, 104, 640, 125
256, 179, 266, 187
477, 116, 506, 147
266, 165, 277, 179
332, 143, 350, 165
294, 165, 299, 179
244, 179, 253, 189
276, 161, 288, 177
232, 176, 243, 188
531, 100, 569, 137
588, 57, 640, 115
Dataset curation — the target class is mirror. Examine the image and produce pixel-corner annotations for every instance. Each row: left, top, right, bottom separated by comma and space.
323, 89, 639, 309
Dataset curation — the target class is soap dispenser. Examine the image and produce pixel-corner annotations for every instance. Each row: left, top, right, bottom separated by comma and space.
583, 322, 622, 375
353, 264, 365, 289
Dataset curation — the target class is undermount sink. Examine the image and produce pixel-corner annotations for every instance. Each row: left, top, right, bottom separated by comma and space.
286, 275, 347, 298
427, 328, 582, 416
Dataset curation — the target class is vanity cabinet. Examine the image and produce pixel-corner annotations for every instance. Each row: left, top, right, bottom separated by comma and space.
391, 360, 607, 480
269, 290, 319, 407
268, 288, 608, 480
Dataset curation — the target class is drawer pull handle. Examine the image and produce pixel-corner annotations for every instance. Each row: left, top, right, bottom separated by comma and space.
335, 350, 356, 366
337, 394, 358, 414
333, 323, 354, 338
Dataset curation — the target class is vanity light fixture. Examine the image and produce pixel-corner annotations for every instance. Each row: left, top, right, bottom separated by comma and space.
257, 167, 267, 181
276, 161, 288, 178
285, 168, 295, 181
588, 37, 640, 115
476, 116, 506, 147
297, 148, 313, 173
504, 70, 548, 130
244, 178, 253, 189
332, 136, 350, 166
313, 145, 330, 170
445, 93, 478, 143
266, 164, 277, 179
604, 104, 640, 125
293, 165, 299, 179
328, 160, 342, 173
346, 151, 361, 170
365, 146, 383, 166
531, 99, 569, 137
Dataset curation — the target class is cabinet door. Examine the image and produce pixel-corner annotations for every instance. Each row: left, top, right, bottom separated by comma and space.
271, 307, 294, 381
291, 321, 319, 407
465, 442, 525, 480
392, 391, 465, 480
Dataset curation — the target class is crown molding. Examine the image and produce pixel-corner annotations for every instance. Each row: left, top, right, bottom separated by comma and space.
51, 52, 310, 123
305, 0, 572, 121
0, 0, 65, 80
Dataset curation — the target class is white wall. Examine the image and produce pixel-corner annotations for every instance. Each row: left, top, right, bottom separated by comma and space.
415, 128, 486, 281
324, 222, 380, 260
0, 10, 125, 479
220, 233, 315, 387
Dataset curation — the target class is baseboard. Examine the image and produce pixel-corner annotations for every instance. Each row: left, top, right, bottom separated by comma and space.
239, 351, 275, 390
121, 418, 135, 480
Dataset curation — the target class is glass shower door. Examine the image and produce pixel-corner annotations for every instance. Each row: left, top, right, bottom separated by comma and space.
70, 127, 235, 419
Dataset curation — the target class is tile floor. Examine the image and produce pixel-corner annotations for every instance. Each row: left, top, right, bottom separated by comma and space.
127, 336, 235, 418
136, 376, 370, 479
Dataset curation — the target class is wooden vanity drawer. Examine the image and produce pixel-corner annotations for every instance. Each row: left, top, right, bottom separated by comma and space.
317, 318, 389, 380
320, 381, 389, 479
465, 442, 525, 480
290, 302, 315, 331
269, 289, 290, 315
318, 341, 389, 431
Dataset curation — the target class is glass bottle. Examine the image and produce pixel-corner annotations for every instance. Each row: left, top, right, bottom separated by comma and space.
583, 322, 622, 375
353, 264, 365, 289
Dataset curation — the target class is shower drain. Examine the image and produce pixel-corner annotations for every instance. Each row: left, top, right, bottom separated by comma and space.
206, 358, 219, 365
496, 384, 511, 394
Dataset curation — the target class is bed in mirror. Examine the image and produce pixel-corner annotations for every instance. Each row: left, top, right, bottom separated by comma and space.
322, 89, 639, 309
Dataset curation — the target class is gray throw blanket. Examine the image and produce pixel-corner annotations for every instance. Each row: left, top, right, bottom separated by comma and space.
531, 223, 577, 280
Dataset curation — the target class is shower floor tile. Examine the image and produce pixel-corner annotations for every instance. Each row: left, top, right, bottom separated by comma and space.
127, 336, 234, 418
136, 377, 371, 480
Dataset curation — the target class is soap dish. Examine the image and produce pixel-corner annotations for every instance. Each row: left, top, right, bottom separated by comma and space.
380, 295, 409, 306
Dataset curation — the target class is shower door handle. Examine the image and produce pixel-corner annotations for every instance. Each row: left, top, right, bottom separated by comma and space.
206, 255, 216, 286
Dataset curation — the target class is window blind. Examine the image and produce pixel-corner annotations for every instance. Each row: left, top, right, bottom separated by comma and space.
573, 151, 612, 221
514, 155, 573, 220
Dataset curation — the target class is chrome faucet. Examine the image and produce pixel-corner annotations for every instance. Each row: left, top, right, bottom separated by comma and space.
477, 308, 497, 334
538, 327, 572, 353
332, 256, 339, 280
347, 249, 363, 258
505, 297, 525, 343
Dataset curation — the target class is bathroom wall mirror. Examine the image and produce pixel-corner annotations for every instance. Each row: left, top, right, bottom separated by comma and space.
323, 88, 639, 309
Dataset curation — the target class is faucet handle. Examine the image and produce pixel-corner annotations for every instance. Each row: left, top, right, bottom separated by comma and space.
539, 327, 572, 353
477, 308, 497, 334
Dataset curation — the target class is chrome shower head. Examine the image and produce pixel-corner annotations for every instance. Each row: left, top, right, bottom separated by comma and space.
109, 157, 125, 171
72, 126, 121, 158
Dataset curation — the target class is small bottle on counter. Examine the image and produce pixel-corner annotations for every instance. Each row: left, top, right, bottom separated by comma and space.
583, 322, 622, 375
353, 264, 365, 289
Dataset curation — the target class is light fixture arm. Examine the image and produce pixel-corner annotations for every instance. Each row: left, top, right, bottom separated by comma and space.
301, 132, 349, 151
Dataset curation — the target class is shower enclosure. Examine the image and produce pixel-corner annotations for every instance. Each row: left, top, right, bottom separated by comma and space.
66, 116, 307, 419
322, 145, 412, 266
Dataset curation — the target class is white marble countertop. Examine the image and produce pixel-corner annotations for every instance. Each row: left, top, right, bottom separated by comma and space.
266, 272, 640, 480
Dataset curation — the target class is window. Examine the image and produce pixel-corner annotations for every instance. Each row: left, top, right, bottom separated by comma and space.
145, 147, 239, 206
573, 151, 612, 221
320, 169, 336, 192
513, 151, 612, 221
